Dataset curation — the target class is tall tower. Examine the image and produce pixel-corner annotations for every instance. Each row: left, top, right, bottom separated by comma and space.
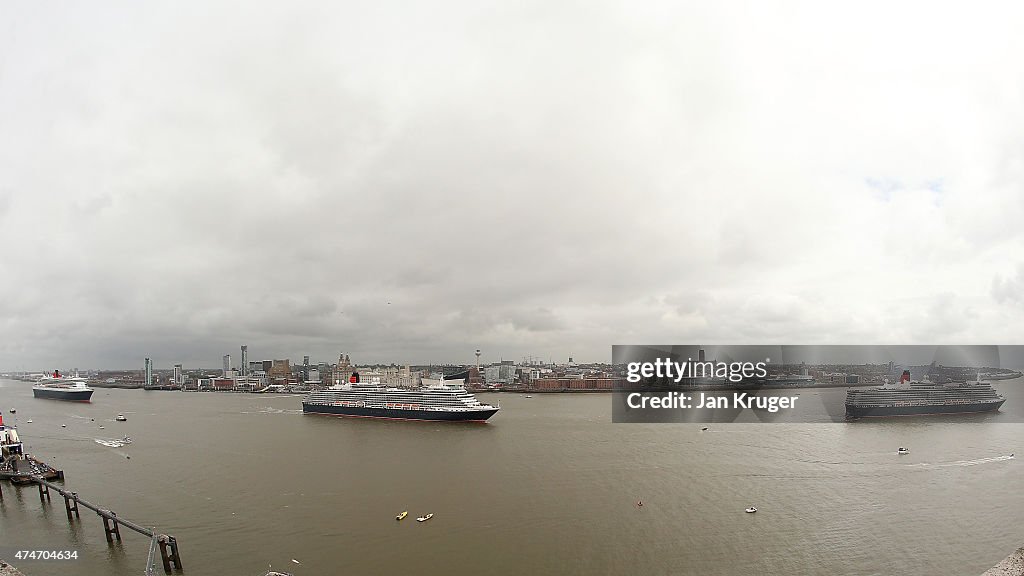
475, 349, 481, 370
173, 364, 183, 386
223, 355, 231, 376
144, 358, 153, 387
240, 345, 248, 377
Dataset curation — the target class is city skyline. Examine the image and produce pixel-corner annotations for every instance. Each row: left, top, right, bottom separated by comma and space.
3, 2, 1024, 370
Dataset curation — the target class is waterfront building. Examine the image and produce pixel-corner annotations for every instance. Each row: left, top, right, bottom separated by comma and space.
484, 361, 517, 386
337, 353, 352, 377
145, 358, 153, 387
240, 345, 248, 377
268, 359, 291, 383
531, 377, 621, 391
173, 364, 183, 386
222, 355, 232, 376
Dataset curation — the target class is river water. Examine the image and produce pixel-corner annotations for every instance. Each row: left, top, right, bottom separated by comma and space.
1, 379, 1023, 576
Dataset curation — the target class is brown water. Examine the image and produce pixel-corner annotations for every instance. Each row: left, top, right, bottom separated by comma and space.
1, 380, 1023, 576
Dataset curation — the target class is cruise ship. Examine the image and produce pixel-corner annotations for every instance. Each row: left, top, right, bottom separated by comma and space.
845, 370, 1005, 418
32, 370, 94, 402
302, 373, 499, 422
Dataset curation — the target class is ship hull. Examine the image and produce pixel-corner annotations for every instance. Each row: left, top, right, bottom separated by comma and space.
302, 403, 498, 422
846, 400, 1005, 418
32, 388, 93, 402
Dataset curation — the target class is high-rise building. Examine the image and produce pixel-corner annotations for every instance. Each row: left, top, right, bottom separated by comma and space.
223, 355, 232, 377
173, 364, 183, 386
303, 355, 310, 381
240, 345, 248, 377
144, 358, 153, 387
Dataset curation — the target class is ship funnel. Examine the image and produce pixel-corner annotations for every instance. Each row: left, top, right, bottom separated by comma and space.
899, 370, 911, 385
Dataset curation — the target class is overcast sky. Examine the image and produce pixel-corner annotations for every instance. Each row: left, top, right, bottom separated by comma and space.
2, 2, 1023, 370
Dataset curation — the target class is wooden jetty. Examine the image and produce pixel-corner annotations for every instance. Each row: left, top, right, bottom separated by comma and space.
0, 476, 183, 573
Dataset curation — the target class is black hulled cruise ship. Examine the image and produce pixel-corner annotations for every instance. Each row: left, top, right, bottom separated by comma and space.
302, 373, 499, 422
32, 370, 94, 402
846, 370, 1005, 418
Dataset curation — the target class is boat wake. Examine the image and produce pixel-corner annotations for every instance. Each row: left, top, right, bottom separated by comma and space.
911, 455, 1015, 468
242, 407, 303, 415
94, 436, 133, 448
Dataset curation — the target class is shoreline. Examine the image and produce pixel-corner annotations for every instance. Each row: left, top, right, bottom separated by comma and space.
983, 547, 1024, 576
0, 560, 25, 576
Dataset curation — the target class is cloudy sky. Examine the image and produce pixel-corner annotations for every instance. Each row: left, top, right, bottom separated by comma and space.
2, 1, 1023, 370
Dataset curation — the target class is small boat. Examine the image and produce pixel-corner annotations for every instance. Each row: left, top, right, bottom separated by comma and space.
701, 427, 708, 431
897, 447, 909, 454
61, 424, 66, 428
525, 395, 533, 398
26, 419, 33, 423
116, 414, 127, 422
98, 425, 104, 429
636, 500, 643, 507
745, 507, 757, 514
416, 513, 433, 522
9, 409, 14, 414
396, 511, 408, 521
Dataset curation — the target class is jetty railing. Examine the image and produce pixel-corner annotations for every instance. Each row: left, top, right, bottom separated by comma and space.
0, 476, 182, 572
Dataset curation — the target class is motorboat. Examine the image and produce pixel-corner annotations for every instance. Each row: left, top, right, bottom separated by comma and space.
396, 511, 408, 521
116, 414, 127, 422
416, 513, 433, 522
898, 447, 909, 455
745, 507, 757, 513
26, 419, 32, 423
8, 409, 14, 414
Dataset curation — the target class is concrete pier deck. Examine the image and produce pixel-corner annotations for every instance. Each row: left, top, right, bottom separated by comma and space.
983, 547, 1024, 576
0, 560, 25, 576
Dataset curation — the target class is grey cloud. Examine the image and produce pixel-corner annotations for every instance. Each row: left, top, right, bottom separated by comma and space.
3, 2, 1024, 369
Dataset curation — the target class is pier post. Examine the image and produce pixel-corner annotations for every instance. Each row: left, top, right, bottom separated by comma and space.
38, 482, 50, 503
0, 480, 4, 501
101, 511, 122, 542
158, 535, 182, 572
64, 492, 80, 520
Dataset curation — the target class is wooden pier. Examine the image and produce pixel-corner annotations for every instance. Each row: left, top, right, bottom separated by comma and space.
0, 476, 183, 573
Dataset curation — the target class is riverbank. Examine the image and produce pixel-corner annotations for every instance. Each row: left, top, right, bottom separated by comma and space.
0, 560, 25, 576
983, 547, 1024, 575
